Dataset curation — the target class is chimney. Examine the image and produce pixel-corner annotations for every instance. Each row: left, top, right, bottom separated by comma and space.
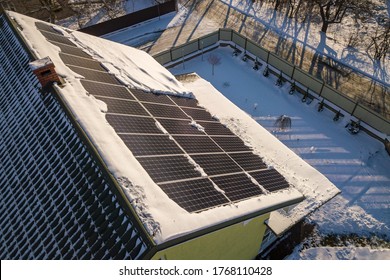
29, 57, 61, 89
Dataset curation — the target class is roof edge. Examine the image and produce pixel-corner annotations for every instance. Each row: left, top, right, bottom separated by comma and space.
268, 190, 341, 237
151, 194, 305, 255
2, 10, 37, 61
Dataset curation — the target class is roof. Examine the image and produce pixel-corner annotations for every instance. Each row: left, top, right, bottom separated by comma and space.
4, 10, 339, 248
0, 12, 151, 259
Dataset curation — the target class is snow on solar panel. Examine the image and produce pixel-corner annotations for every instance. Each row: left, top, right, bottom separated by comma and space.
228, 152, 267, 172
190, 153, 243, 176
137, 156, 202, 183
156, 118, 205, 135
180, 107, 216, 121
210, 173, 264, 202
169, 96, 199, 107
196, 121, 235, 136
129, 88, 175, 105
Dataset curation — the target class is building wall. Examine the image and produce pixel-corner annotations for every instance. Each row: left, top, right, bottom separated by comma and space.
152, 213, 270, 260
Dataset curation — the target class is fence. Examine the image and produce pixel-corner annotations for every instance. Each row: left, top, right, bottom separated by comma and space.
79, 0, 176, 36
154, 29, 390, 137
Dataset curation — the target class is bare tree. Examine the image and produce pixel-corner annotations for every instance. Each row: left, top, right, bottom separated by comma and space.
24, 0, 60, 23
287, 0, 304, 18
314, 0, 372, 34
207, 53, 221, 76
366, 23, 390, 62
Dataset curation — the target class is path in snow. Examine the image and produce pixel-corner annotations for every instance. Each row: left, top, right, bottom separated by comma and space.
170, 47, 390, 241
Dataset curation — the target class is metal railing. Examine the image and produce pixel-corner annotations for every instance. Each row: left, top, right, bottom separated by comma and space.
154, 29, 390, 137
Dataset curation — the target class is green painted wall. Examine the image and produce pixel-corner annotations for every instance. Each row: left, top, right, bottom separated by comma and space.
152, 213, 270, 260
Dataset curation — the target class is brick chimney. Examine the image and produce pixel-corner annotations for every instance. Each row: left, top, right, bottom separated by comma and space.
29, 57, 61, 89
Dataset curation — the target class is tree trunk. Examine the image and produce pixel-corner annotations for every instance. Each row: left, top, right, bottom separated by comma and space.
321, 21, 329, 33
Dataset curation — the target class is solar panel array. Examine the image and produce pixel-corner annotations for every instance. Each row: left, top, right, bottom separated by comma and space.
0, 17, 151, 259
35, 22, 291, 213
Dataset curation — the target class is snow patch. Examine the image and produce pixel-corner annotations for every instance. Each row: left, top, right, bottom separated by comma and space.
211, 181, 226, 195
155, 120, 169, 135
118, 177, 161, 237
185, 154, 207, 177
190, 120, 205, 133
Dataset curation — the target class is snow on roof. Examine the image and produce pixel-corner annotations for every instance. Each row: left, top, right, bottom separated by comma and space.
71, 31, 193, 96
182, 75, 340, 235
9, 12, 190, 96
9, 11, 327, 244
29, 56, 53, 70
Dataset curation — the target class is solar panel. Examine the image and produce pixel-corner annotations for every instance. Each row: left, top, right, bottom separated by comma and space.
60, 53, 106, 72
35, 22, 62, 35
190, 154, 242, 176
210, 173, 263, 202
40, 30, 76, 47
118, 134, 183, 156
197, 121, 235, 136
81, 80, 134, 100
159, 178, 229, 213
67, 65, 121, 85
157, 118, 205, 135
35, 22, 288, 212
249, 169, 290, 192
106, 115, 162, 134
228, 152, 267, 171
180, 107, 215, 121
211, 136, 252, 152
169, 96, 199, 107
174, 135, 224, 154
142, 103, 189, 119
136, 156, 202, 183
129, 89, 175, 105
95, 97, 149, 116
51, 42, 92, 59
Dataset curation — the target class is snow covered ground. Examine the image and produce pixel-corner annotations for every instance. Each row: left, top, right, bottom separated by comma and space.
287, 246, 390, 260
170, 47, 390, 259
57, 0, 158, 29
219, 0, 389, 85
